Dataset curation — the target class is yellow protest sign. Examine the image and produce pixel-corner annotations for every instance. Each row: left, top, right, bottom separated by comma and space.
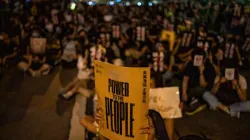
94, 60, 150, 140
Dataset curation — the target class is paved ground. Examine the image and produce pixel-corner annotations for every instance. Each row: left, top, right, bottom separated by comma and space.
0, 67, 250, 140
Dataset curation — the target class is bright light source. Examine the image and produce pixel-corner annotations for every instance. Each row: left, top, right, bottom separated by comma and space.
148, 2, 153, 6
88, 1, 93, 6
109, 1, 115, 6
70, 2, 76, 10
116, 0, 121, 2
137, 2, 142, 6
125, 2, 130, 6
152, 0, 158, 4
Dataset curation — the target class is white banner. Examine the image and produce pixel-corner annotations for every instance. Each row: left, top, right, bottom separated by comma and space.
149, 87, 182, 119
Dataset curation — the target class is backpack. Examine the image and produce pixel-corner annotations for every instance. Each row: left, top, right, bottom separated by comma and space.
148, 109, 170, 140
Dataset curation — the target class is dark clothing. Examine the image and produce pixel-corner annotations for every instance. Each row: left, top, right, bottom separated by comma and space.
195, 36, 213, 54
0, 40, 4, 58
30, 59, 43, 70
152, 51, 170, 70
61, 60, 77, 69
46, 40, 62, 65
216, 82, 241, 105
20, 36, 30, 55
177, 30, 195, 54
184, 61, 216, 90
223, 40, 239, 68
105, 47, 115, 64
85, 96, 94, 116
1, 41, 17, 57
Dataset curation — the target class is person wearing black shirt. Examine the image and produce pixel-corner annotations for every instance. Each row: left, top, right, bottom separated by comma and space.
211, 47, 224, 76
241, 35, 250, 68
223, 34, 242, 68
46, 39, 62, 67
1, 34, 18, 68
174, 19, 195, 71
149, 41, 171, 87
182, 49, 216, 115
28, 55, 51, 77
125, 18, 137, 43
195, 25, 213, 55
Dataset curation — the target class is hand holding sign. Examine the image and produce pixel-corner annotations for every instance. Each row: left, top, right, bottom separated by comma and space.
232, 79, 238, 87
220, 77, 227, 84
140, 116, 155, 140
225, 68, 235, 81
193, 55, 203, 67
94, 60, 150, 140
199, 64, 205, 73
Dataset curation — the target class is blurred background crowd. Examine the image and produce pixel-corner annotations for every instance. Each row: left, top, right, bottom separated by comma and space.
1, 0, 250, 139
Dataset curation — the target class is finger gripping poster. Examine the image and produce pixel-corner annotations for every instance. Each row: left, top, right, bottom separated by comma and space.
94, 60, 150, 140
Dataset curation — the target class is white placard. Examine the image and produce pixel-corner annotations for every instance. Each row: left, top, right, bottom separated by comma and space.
225, 68, 235, 80
30, 38, 47, 54
193, 55, 204, 66
149, 87, 182, 119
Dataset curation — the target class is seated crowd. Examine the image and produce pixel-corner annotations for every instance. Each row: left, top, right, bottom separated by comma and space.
1, 0, 250, 140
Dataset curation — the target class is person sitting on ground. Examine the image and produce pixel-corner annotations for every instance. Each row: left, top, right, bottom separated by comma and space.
60, 30, 78, 69
80, 75, 174, 140
211, 47, 224, 75
203, 67, 250, 118
223, 34, 242, 67
80, 58, 125, 140
59, 52, 94, 100
46, 38, 62, 67
0, 33, 18, 68
181, 49, 216, 115
17, 47, 32, 72
89, 102, 157, 140
173, 19, 195, 72
28, 54, 51, 76
149, 40, 173, 87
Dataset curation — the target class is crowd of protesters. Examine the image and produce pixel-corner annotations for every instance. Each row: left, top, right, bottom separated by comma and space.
1, 0, 250, 139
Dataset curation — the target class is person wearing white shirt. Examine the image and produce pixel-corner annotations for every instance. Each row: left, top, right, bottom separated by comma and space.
59, 54, 93, 99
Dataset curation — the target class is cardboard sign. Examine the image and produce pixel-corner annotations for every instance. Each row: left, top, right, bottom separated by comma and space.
94, 61, 150, 140
30, 38, 47, 54
193, 55, 203, 66
149, 87, 182, 119
225, 68, 235, 80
